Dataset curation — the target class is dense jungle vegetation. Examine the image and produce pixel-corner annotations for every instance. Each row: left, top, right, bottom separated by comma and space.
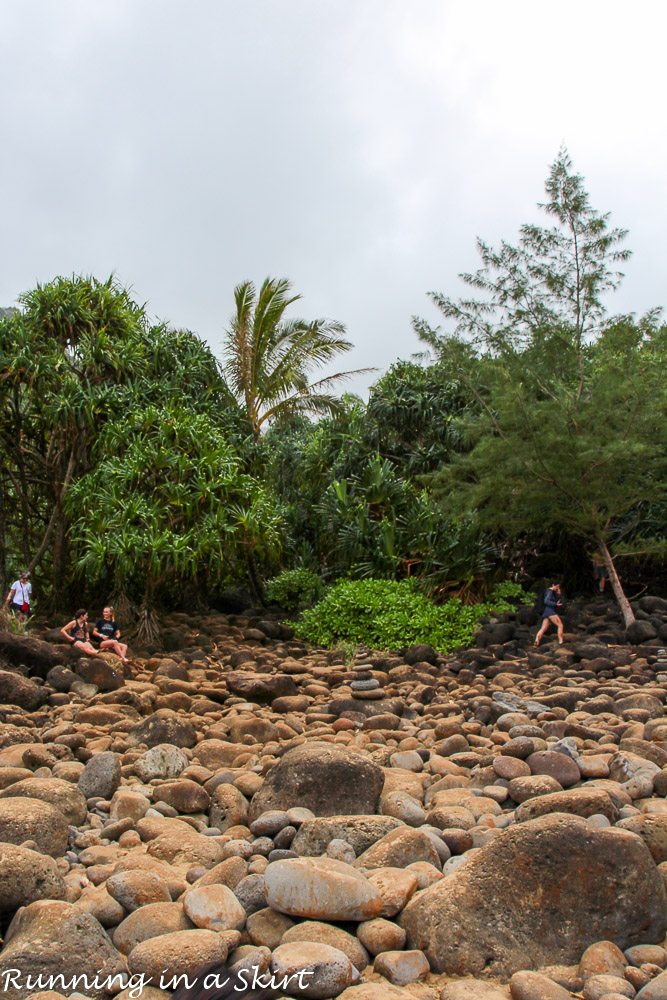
1, 151, 665, 642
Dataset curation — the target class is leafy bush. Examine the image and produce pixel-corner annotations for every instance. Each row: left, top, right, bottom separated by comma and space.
294, 578, 472, 652
266, 568, 323, 610
486, 581, 535, 607
293, 577, 534, 653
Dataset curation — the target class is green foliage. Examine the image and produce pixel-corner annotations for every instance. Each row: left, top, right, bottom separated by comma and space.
414, 150, 667, 625
266, 568, 323, 610
487, 581, 535, 605
293, 578, 521, 653
66, 403, 284, 609
223, 277, 371, 437
263, 382, 486, 593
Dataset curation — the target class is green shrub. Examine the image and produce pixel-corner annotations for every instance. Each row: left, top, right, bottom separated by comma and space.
266, 568, 324, 611
486, 581, 535, 609
293, 577, 534, 653
294, 578, 472, 651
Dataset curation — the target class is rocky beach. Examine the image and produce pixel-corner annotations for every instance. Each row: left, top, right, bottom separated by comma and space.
0, 597, 666, 999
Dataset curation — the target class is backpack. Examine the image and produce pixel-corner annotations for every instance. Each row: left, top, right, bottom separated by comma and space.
534, 589, 546, 616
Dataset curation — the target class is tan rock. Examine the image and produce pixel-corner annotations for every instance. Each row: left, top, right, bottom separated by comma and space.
401, 813, 667, 977
282, 920, 370, 970
355, 827, 440, 870
374, 949, 429, 986
73, 882, 125, 927
0, 778, 86, 826
182, 883, 246, 931
127, 928, 229, 981
245, 906, 294, 948
113, 901, 192, 954
270, 941, 356, 998
154, 779, 210, 814
510, 970, 574, 999
0, 901, 126, 1000
106, 870, 172, 911
0, 844, 66, 911
367, 867, 418, 917
292, 815, 402, 857
0, 798, 68, 857
265, 857, 384, 921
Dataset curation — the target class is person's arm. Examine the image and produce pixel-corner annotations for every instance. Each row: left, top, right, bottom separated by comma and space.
61, 621, 76, 643
5, 587, 16, 606
92, 624, 102, 639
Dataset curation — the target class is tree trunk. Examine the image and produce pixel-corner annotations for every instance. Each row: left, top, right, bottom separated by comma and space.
28, 446, 76, 578
136, 575, 161, 646
0, 476, 7, 590
597, 536, 635, 628
246, 549, 265, 605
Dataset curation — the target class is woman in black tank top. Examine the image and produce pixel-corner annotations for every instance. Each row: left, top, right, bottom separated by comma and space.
61, 609, 99, 657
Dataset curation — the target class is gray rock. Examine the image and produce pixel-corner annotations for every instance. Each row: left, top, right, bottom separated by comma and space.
78, 752, 121, 799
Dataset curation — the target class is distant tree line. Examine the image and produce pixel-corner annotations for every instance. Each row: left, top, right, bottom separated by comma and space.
1, 150, 665, 634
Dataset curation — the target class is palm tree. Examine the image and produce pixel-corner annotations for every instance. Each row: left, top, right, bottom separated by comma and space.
223, 277, 372, 437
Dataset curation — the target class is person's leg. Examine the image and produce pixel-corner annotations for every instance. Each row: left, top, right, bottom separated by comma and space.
535, 618, 549, 646
552, 614, 564, 644
101, 638, 128, 661
74, 640, 99, 657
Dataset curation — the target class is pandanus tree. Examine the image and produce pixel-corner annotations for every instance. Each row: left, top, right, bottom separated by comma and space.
0, 274, 236, 608
66, 404, 284, 641
222, 277, 372, 438
0, 276, 148, 604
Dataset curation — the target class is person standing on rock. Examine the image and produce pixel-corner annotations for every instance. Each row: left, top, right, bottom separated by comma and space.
534, 582, 565, 646
4, 570, 32, 620
61, 609, 100, 657
591, 551, 610, 593
92, 605, 129, 663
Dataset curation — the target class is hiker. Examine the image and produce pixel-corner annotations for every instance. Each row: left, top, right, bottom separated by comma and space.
61, 609, 99, 657
92, 605, 129, 663
4, 570, 32, 620
534, 582, 565, 646
592, 551, 609, 593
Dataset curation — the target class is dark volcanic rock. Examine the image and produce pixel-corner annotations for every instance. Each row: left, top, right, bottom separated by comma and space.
0, 670, 47, 710
226, 672, 298, 703
626, 620, 658, 644
0, 631, 65, 678
76, 657, 125, 692
126, 709, 197, 748
400, 813, 667, 977
403, 645, 438, 665
249, 743, 384, 821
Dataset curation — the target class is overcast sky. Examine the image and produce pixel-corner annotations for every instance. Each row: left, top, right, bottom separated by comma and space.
2, 1, 666, 394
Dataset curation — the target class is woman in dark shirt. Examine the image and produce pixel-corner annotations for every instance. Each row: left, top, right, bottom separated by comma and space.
534, 583, 565, 646
61, 609, 99, 657
92, 605, 129, 663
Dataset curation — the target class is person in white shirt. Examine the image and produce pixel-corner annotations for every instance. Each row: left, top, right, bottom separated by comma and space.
4, 571, 32, 620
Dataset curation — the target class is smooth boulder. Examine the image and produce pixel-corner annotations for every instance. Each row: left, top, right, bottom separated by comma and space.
400, 813, 667, 977
250, 743, 384, 820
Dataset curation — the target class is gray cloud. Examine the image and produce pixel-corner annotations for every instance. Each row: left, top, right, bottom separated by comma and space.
2, 0, 666, 395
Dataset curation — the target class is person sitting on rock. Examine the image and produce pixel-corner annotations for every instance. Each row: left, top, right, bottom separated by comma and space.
61, 609, 99, 657
534, 582, 565, 646
92, 605, 129, 663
